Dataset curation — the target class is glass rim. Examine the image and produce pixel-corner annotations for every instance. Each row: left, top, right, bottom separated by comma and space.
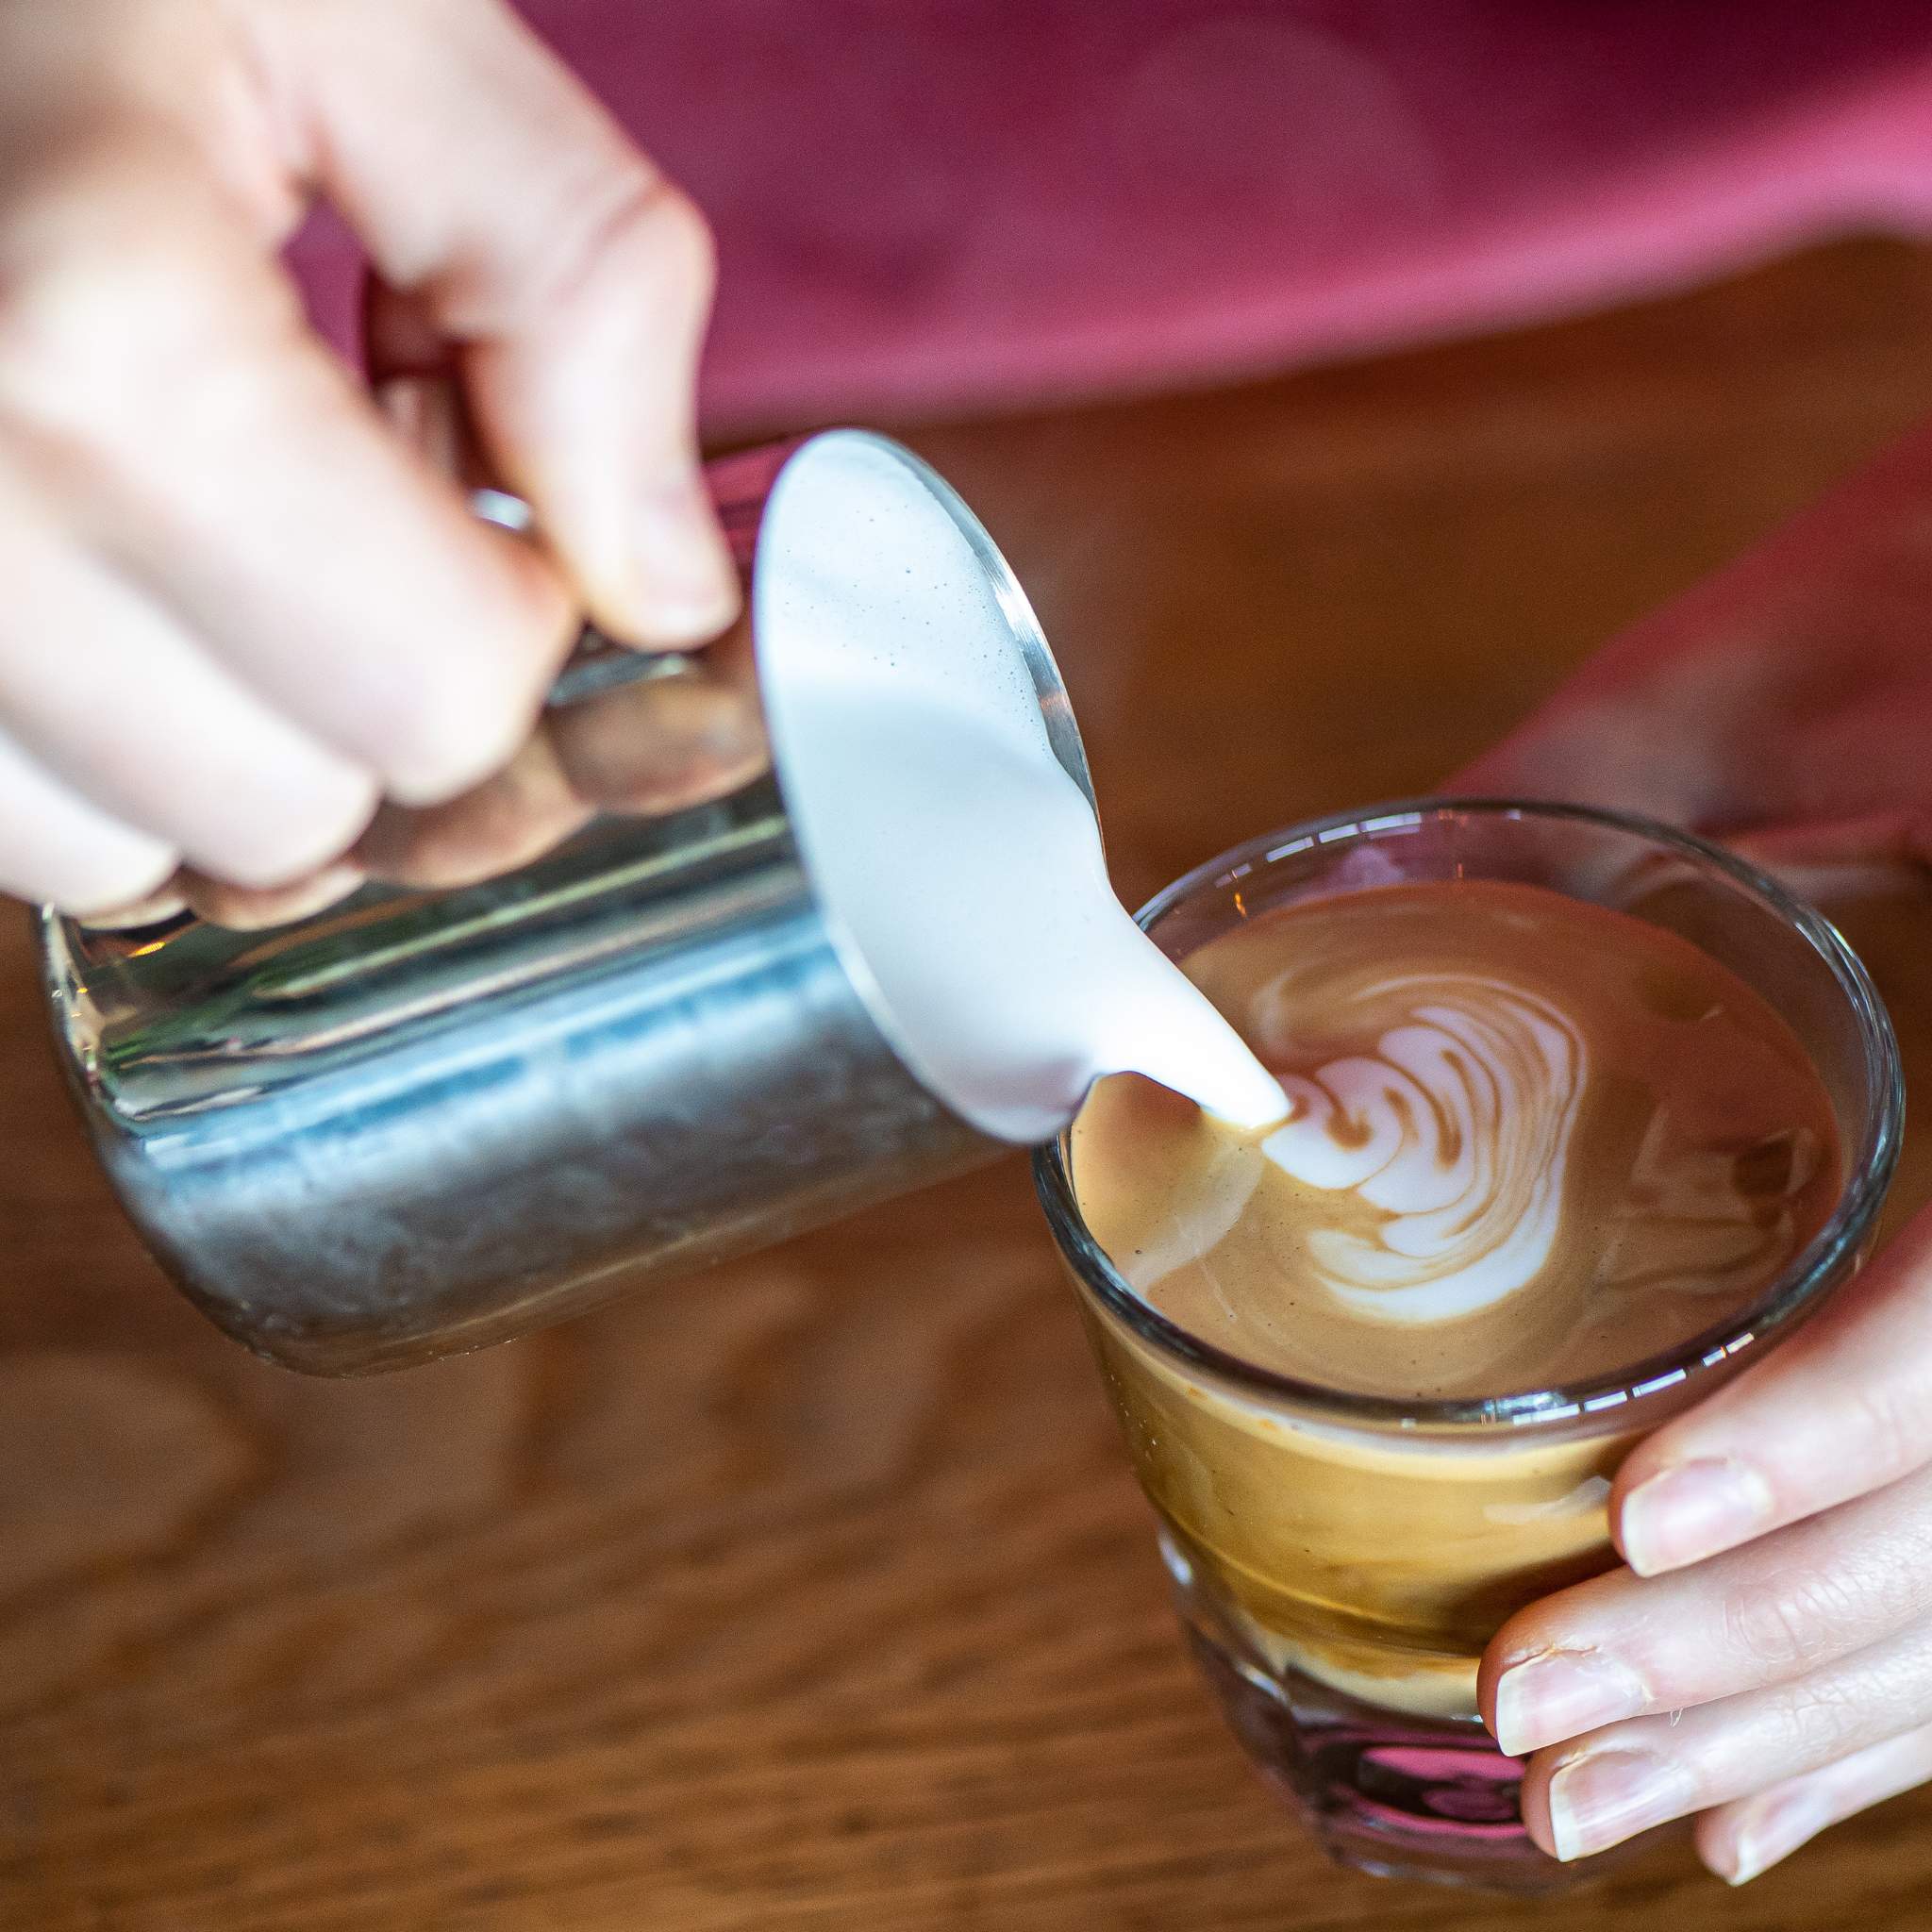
1034, 796, 1905, 1435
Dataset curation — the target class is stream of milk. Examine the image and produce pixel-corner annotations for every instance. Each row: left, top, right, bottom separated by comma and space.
757, 430, 1289, 1145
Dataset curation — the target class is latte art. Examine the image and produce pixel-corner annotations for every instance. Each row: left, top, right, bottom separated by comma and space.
1258, 979, 1584, 1323
1072, 879, 1844, 1401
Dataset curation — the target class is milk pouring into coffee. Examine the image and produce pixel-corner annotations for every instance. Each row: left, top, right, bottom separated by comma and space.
749, 440, 1289, 1141
42, 429, 1831, 1404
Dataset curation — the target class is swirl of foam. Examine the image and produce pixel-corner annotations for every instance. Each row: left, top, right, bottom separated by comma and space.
1259, 976, 1584, 1323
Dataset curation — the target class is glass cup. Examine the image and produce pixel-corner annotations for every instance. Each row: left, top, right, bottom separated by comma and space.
1035, 800, 1903, 1892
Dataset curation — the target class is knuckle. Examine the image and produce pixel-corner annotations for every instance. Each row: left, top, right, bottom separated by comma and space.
383, 567, 571, 802
0, 214, 165, 418
1775, 1671, 1872, 1765
625, 181, 715, 296
379, 667, 541, 806
2, 262, 173, 439
204, 765, 380, 890
345, 553, 569, 806
1843, 1380, 1931, 1489
0, 263, 110, 427
49, 841, 179, 921
0, 177, 300, 446
533, 168, 715, 325
1724, 1567, 1868, 1672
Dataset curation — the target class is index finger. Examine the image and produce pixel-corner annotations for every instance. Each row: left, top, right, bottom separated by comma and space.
250, 0, 739, 647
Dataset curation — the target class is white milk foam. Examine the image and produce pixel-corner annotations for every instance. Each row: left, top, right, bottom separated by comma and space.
1257, 977, 1586, 1323
754, 431, 1288, 1144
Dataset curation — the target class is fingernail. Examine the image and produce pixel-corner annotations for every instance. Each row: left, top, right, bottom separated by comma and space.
635, 483, 740, 642
1547, 1749, 1698, 1861
1492, 1650, 1649, 1757
549, 674, 766, 815
1723, 1793, 1827, 1886
76, 885, 189, 932
258, 859, 366, 918
1620, 1457, 1774, 1575
182, 861, 367, 931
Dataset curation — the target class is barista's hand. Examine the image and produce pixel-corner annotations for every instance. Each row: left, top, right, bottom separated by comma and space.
0, 0, 758, 928
1461, 416, 1932, 1880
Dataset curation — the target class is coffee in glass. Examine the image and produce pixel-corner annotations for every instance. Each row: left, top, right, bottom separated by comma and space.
1037, 801, 1900, 1890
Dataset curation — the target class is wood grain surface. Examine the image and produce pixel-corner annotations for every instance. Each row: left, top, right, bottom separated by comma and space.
8, 239, 1932, 1930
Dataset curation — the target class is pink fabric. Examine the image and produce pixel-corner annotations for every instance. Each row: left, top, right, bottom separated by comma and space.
1457, 411, 1932, 879
289, 2, 1932, 437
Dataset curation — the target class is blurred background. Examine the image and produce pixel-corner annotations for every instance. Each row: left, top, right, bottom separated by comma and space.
9, 3, 1932, 1925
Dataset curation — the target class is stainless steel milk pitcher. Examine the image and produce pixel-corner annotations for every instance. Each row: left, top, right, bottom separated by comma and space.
40, 432, 1096, 1374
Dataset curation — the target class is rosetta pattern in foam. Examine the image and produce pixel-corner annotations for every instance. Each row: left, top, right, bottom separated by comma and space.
1259, 977, 1585, 1324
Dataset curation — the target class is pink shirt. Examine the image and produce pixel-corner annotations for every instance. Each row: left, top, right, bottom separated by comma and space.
292, 2, 1932, 438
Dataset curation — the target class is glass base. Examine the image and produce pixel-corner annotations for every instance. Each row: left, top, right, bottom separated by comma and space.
1186, 1626, 1581, 1892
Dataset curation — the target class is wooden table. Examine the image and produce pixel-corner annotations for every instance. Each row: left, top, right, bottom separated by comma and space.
8, 239, 1932, 1931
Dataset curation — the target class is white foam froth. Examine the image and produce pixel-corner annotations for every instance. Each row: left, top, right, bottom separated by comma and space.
1260, 977, 1586, 1323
